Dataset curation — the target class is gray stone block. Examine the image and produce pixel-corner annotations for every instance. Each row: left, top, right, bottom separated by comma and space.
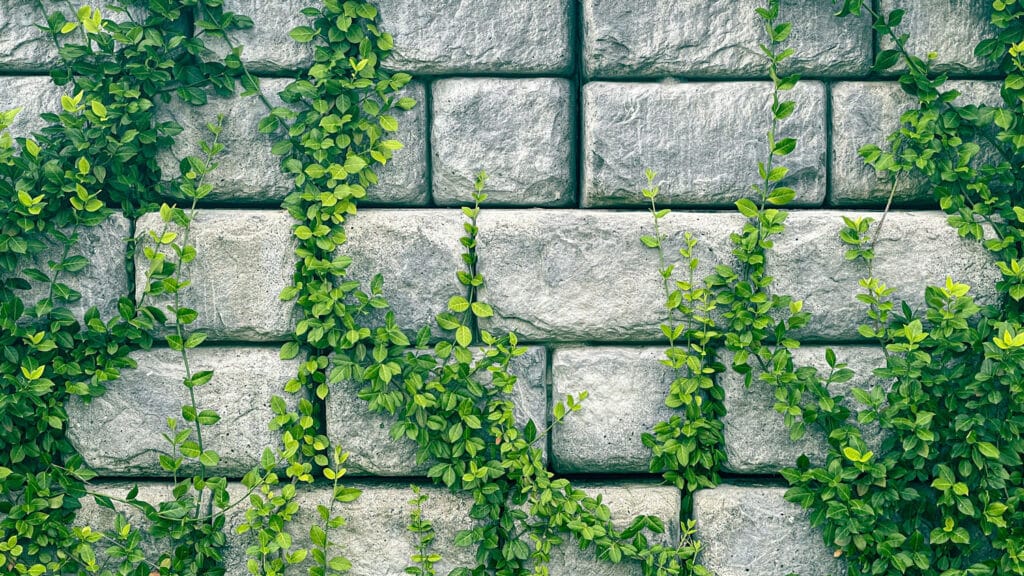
0, 77, 64, 138
431, 78, 574, 207
583, 81, 826, 207
66, 347, 299, 477
475, 210, 743, 342
830, 81, 1003, 206
769, 211, 1001, 341
377, 0, 572, 75
583, 0, 872, 79
157, 80, 426, 205
13, 214, 130, 322
548, 481, 681, 575
134, 210, 298, 341
327, 347, 548, 476
693, 484, 843, 576
720, 346, 890, 474
551, 347, 675, 474
204, 0, 314, 74
0, 1, 59, 72
341, 209, 465, 336
879, 0, 998, 75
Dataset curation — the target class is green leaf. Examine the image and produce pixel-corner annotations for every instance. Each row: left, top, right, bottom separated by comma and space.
280, 341, 300, 360
199, 450, 220, 467
471, 302, 493, 318
289, 26, 318, 42
455, 325, 472, 348
735, 198, 759, 218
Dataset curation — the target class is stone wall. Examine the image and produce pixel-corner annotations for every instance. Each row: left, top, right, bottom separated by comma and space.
0, 1, 1000, 575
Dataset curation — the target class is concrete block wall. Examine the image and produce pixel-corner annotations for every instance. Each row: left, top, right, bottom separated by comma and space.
0, 1, 1000, 574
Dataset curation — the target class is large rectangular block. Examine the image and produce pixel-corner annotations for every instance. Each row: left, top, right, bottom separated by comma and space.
768, 211, 1000, 341
721, 346, 889, 474
476, 210, 742, 342
551, 347, 675, 474
583, 82, 826, 207
134, 210, 298, 341
879, 1, 998, 75
377, 0, 572, 75
157, 80, 427, 205
693, 484, 843, 576
66, 347, 298, 477
341, 210, 465, 336
327, 347, 548, 475
0, 1, 59, 72
583, 0, 871, 79
0, 76, 64, 138
13, 214, 130, 322
830, 81, 1003, 206
432, 78, 574, 207
476, 210, 998, 343
204, 0, 314, 74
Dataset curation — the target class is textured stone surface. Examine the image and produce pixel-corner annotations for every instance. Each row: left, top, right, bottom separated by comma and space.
583, 81, 826, 207
549, 481, 680, 575
720, 346, 889, 474
67, 347, 298, 476
583, 0, 871, 78
14, 215, 130, 322
432, 78, 574, 207
341, 210, 465, 336
327, 347, 548, 475
135, 210, 298, 341
0, 77, 64, 137
693, 484, 843, 576
204, 0, 314, 73
770, 211, 1001, 341
551, 347, 675, 473
377, 0, 572, 75
831, 81, 1003, 206
476, 210, 742, 342
0, 1, 60, 72
880, 0, 998, 74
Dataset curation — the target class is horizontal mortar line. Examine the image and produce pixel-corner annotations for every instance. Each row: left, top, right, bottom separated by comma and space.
84, 471, 679, 486
151, 206, 956, 215
524, 338, 889, 349
582, 72, 1005, 84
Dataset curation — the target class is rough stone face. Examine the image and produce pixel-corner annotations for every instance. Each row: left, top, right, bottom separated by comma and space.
583, 81, 826, 207
720, 346, 890, 474
551, 347, 675, 474
13, 215, 130, 322
204, 0, 315, 73
476, 210, 743, 342
0, 77, 64, 137
341, 210, 465, 336
769, 211, 1001, 341
879, 1, 998, 74
693, 484, 843, 576
376, 0, 572, 75
157, 80, 427, 205
549, 481, 681, 575
0, 1, 60, 72
134, 210, 298, 341
583, 0, 872, 78
326, 347, 548, 475
431, 78, 574, 207
67, 347, 299, 477
830, 81, 1003, 206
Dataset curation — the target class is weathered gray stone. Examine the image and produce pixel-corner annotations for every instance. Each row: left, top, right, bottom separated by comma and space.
204, 0, 314, 73
830, 81, 1003, 206
0, 1, 60, 72
769, 211, 1001, 341
583, 81, 826, 207
341, 210, 465, 336
432, 78, 574, 207
548, 481, 681, 575
880, 1, 998, 74
476, 210, 743, 342
134, 210, 298, 341
551, 347, 675, 474
13, 215, 130, 322
583, 0, 872, 79
0, 77, 64, 137
157, 80, 427, 205
327, 347, 548, 475
67, 347, 298, 477
377, 0, 572, 75
693, 484, 843, 576
720, 346, 890, 474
